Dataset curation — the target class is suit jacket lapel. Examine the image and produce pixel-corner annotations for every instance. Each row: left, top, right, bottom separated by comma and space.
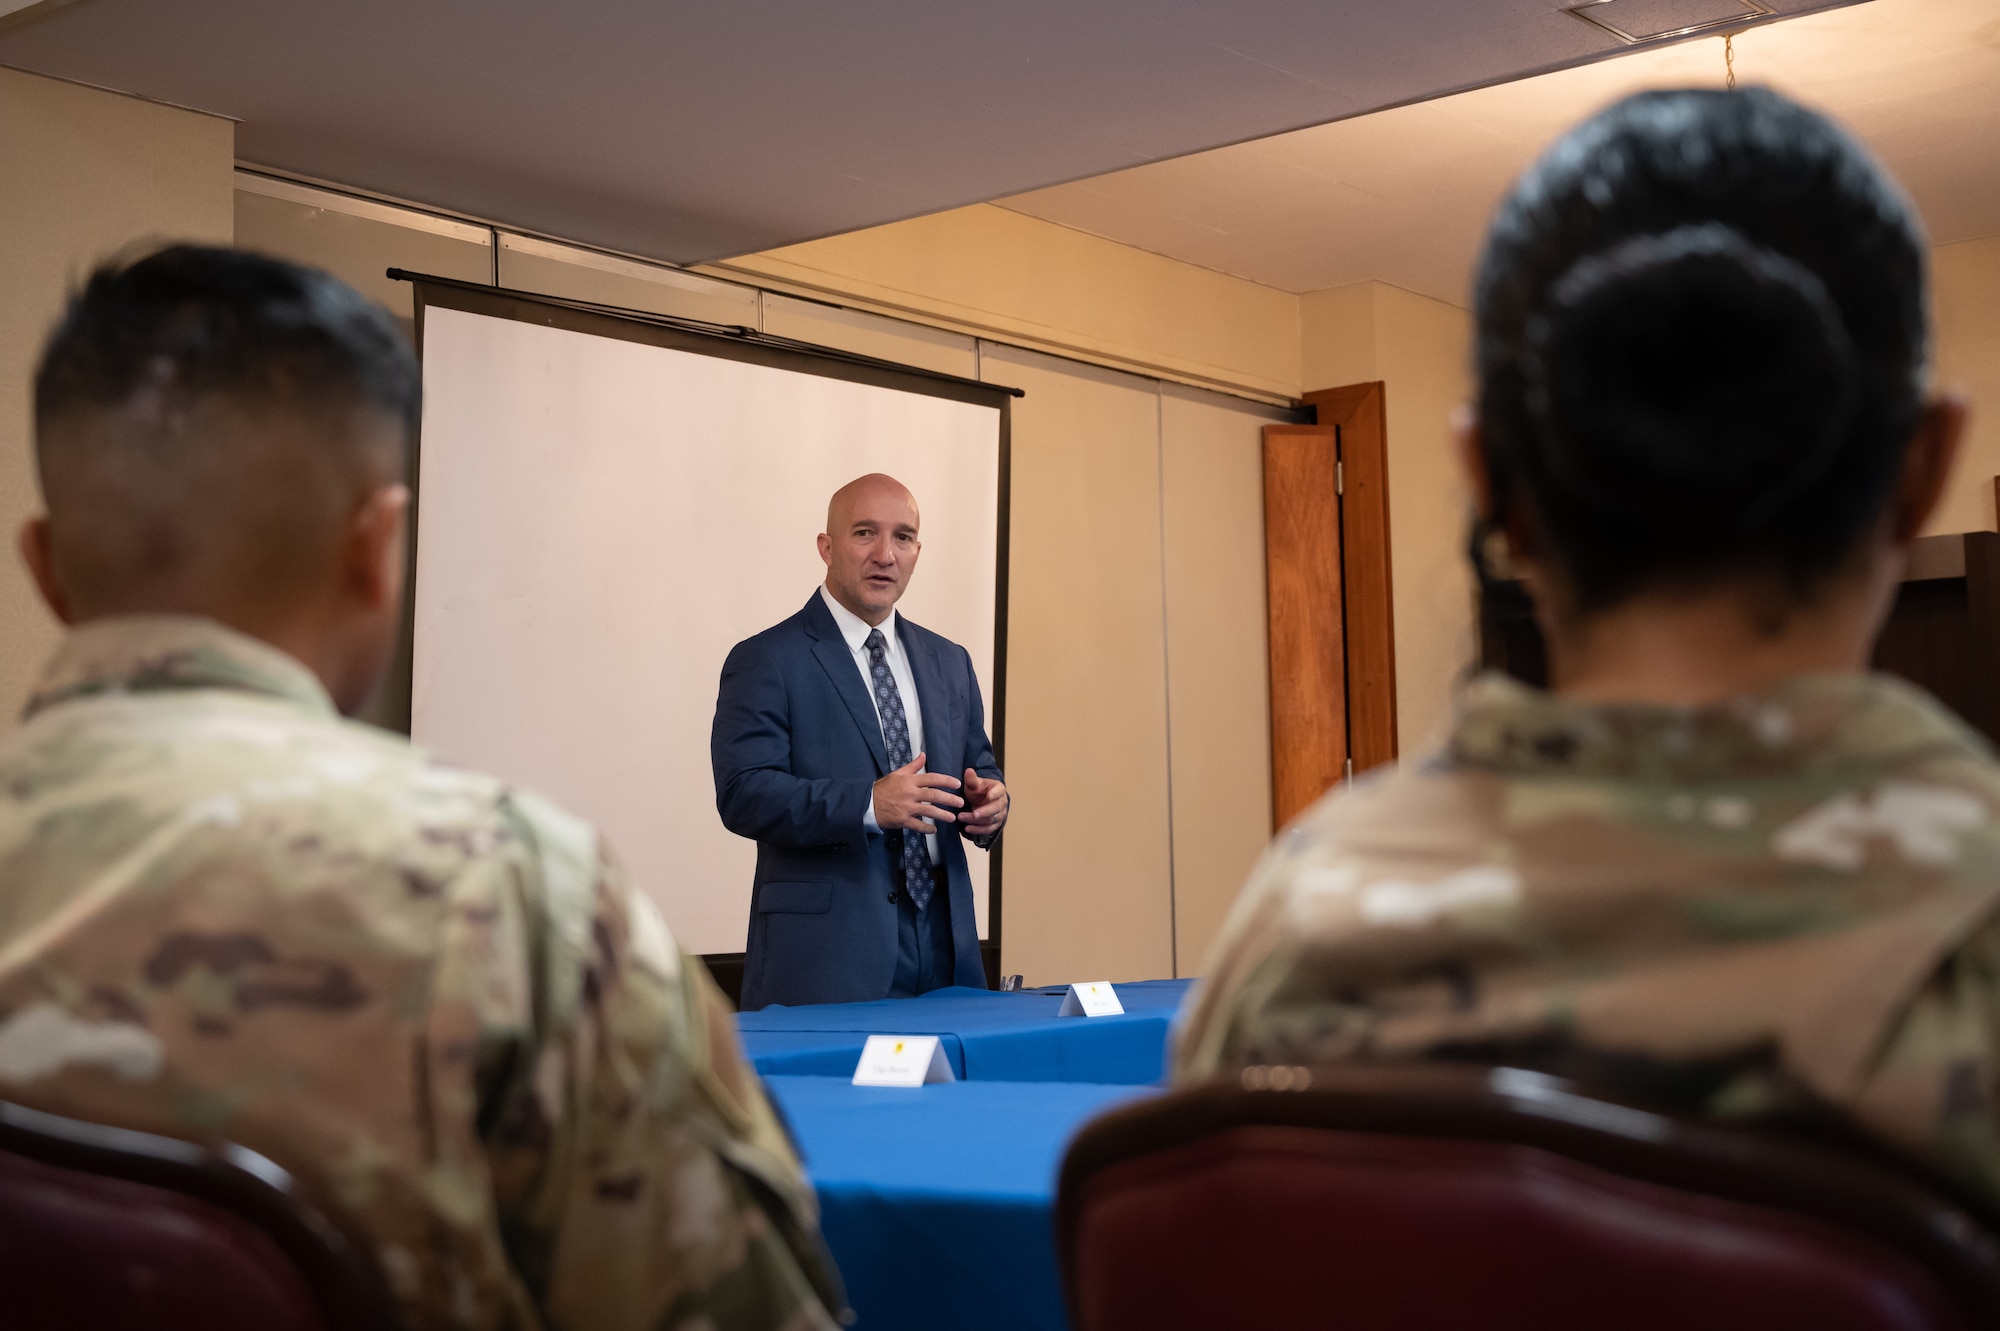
804, 594, 891, 775
901, 616, 952, 760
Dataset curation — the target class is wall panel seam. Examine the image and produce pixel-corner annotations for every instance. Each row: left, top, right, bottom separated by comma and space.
1156, 384, 1179, 978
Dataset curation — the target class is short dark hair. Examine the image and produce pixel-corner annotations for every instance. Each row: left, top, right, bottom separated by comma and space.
1473, 87, 1928, 614
35, 244, 420, 444
31, 246, 420, 614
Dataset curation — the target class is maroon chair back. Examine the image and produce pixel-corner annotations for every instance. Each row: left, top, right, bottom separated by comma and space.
0, 1099, 401, 1331
1057, 1065, 2000, 1331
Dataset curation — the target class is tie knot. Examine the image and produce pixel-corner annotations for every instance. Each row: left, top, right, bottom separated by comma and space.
864, 628, 887, 658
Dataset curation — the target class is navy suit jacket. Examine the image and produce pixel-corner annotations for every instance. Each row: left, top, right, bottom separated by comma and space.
712, 592, 1002, 1009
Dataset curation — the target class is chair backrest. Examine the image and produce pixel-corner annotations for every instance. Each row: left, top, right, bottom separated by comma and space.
0, 1099, 401, 1331
1056, 1064, 2000, 1331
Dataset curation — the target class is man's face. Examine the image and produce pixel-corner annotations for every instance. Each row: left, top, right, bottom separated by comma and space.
819, 481, 921, 625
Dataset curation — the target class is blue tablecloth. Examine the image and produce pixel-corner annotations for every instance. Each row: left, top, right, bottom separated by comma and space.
738, 979, 1195, 1084
768, 1075, 1158, 1331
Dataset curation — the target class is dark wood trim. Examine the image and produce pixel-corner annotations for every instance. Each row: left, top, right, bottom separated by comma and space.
700, 953, 746, 1009
1480, 531, 2000, 752
1263, 424, 1347, 828
1305, 382, 1398, 774
1963, 531, 2000, 743
359, 293, 429, 736
987, 397, 1010, 962
700, 945, 1002, 1010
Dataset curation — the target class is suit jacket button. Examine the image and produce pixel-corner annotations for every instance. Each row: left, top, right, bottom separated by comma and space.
886, 891, 899, 903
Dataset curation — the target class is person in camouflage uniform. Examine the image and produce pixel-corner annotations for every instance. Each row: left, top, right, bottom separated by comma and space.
0, 247, 840, 1329
1176, 88, 2000, 1205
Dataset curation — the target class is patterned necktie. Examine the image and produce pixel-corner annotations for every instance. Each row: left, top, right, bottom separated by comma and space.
865, 627, 935, 911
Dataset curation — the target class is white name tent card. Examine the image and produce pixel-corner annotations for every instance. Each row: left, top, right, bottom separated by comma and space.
852, 1034, 956, 1087
1057, 981, 1125, 1018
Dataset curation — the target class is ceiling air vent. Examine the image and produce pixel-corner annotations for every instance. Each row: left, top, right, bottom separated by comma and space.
1566, 0, 1773, 43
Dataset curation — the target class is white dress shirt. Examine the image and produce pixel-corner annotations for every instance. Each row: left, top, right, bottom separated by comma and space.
819, 585, 938, 864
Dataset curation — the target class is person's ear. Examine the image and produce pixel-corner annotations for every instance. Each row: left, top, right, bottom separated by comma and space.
1460, 409, 1550, 584
817, 531, 832, 568
17, 517, 75, 626
343, 484, 410, 611
1890, 393, 1969, 543
1453, 407, 1495, 524
1456, 408, 1533, 550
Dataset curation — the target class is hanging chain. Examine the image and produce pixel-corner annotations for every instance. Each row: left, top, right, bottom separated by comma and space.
1725, 32, 1737, 89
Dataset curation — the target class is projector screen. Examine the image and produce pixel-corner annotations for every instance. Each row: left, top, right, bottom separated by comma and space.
407, 285, 1009, 955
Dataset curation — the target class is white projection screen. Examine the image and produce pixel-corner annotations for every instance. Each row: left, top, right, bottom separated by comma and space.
406, 284, 1010, 957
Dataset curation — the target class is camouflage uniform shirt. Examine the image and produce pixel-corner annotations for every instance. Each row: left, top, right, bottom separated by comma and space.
0, 617, 839, 1330
1177, 671, 2000, 1202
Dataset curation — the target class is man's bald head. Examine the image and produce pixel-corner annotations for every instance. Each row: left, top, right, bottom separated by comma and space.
825, 473, 919, 538
31, 245, 419, 620
819, 474, 922, 626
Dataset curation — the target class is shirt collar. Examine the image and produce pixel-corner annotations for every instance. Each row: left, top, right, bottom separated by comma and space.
22, 615, 338, 722
1445, 669, 1985, 781
819, 585, 900, 656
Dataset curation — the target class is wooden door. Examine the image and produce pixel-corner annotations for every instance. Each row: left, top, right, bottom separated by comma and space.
1263, 381, 1399, 829
1263, 424, 1347, 827
1307, 384, 1398, 774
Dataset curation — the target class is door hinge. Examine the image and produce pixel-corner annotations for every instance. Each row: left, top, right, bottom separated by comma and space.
1336, 460, 1345, 496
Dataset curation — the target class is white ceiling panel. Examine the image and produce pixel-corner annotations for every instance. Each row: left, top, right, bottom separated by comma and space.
1003, 0, 2000, 300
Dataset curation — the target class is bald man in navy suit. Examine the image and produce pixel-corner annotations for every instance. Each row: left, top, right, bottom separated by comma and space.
712, 474, 1008, 1010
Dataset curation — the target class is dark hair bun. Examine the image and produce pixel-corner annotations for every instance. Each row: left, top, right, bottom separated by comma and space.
1522, 222, 1859, 552
1473, 89, 1926, 611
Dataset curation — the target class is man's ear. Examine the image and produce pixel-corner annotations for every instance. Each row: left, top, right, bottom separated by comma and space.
1891, 393, 1969, 543
18, 517, 74, 626
816, 531, 832, 568
343, 484, 410, 611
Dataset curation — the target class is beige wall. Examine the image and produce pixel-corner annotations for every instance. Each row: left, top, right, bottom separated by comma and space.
983, 356, 1280, 985
985, 347, 1175, 982
497, 232, 758, 328
1301, 280, 1476, 751
236, 177, 492, 328
0, 70, 234, 722
1160, 384, 1283, 974
1930, 233, 2000, 536
704, 203, 1302, 403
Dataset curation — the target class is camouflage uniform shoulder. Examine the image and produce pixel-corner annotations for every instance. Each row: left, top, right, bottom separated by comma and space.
0, 619, 839, 1329
1175, 671, 2000, 1102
